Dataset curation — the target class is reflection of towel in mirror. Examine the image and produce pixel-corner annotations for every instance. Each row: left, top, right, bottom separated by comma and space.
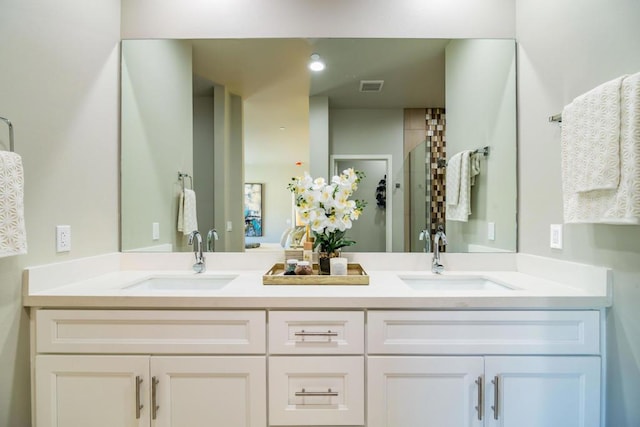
470, 152, 482, 186
0, 151, 27, 257
177, 189, 198, 234
446, 150, 472, 222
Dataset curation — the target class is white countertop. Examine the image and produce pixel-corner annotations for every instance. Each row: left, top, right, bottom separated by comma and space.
22, 252, 612, 309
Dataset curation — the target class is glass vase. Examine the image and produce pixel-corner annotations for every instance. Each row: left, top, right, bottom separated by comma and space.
317, 250, 341, 275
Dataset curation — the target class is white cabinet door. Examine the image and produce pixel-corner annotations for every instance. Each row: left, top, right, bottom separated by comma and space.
35, 355, 150, 427
368, 356, 484, 427
484, 356, 601, 427
151, 356, 266, 427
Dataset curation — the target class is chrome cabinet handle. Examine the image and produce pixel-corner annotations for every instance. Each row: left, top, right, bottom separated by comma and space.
475, 376, 483, 421
492, 375, 500, 420
295, 388, 339, 397
294, 330, 338, 341
152, 376, 159, 420
135, 376, 144, 419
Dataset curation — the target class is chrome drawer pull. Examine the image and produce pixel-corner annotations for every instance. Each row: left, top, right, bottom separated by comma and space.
491, 375, 500, 420
135, 376, 144, 419
294, 330, 338, 341
475, 376, 483, 421
295, 388, 339, 397
152, 376, 160, 420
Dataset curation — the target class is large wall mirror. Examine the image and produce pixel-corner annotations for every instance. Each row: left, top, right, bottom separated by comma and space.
120, 38, 516, 253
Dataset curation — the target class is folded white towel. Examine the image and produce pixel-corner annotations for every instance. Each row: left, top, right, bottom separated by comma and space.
562, 72, 640, 224
0, 151, 27, 257
446, 150, 472, 222
562, 76, 624, 194
177, 188, 198, 235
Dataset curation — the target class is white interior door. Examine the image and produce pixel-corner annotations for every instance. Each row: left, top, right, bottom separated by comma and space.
332, 155, 392, 252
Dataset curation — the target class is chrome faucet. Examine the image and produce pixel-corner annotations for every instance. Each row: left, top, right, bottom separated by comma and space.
206, 228, 219, 252
419, 229, 431, 253
432, 225, 447, 274
188, 230, 206, 273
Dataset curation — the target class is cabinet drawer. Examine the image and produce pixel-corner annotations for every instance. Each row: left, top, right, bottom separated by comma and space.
269, 311, 364, 354
36, 309, 266, 354
368, 310, 600, 355
269, 356, 364, 426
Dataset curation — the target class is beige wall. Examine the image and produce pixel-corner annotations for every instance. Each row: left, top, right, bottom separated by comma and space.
121, 0, 515, 39
445, 39, 517, 252
0, 0, 121, 425
121, 40, 193, 252
330, 109, 405, 252
516, 0, 640, 425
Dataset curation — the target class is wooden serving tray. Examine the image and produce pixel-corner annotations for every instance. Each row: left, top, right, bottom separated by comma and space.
263, 263, 369, 285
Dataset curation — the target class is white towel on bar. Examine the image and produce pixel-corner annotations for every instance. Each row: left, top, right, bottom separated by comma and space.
562, 76, 624, 193
177, 188, 198, 235
0, 151, 27, 257
446, 150, 472, 222
562, 72, 640, 224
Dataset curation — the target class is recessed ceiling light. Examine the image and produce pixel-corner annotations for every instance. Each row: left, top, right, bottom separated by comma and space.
279, 126, 286, 131
308, 53, 325, 72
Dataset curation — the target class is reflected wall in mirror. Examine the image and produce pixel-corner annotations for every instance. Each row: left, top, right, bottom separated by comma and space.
120, 38, 516, 253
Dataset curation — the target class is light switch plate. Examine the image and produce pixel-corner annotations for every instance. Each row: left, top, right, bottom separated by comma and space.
550, 224, 563, 249
152, 222, 160, 240
488, 222, 496, 241
226, 221, 233, 232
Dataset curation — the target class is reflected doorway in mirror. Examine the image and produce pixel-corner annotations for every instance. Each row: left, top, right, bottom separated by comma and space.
244, 183, 263, 237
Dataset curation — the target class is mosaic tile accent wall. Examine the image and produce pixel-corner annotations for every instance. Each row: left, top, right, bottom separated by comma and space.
426, 108, 446, 251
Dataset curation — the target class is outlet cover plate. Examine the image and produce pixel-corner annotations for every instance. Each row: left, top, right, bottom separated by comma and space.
56, 225, 71, 252
550, 224, 563, 249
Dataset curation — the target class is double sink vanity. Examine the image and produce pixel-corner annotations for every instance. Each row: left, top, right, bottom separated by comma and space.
23, 251, 610, 427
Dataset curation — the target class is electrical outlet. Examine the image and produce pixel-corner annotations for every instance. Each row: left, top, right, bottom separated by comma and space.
487, 222, 496, 241
56, 225, 71, 252
226, 221, 233, 232
550, 224, 563, 249
152, 222, 160, 240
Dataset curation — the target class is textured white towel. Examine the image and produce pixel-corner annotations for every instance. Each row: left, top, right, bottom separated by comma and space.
470, 152, 482, 186
562, 76, 624, 194
446, 150, 472, 222
0, 151, 27, 257
562, 72, 640, 224
177, 189, 198, 235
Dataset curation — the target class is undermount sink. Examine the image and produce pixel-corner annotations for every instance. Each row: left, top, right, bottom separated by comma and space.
124, 275, 237, 291
398, 275, 516, 291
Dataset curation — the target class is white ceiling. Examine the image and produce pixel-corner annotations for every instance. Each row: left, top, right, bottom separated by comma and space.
190, 38, 448, 167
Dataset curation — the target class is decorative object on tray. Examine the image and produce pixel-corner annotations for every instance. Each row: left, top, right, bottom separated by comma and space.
288, 168, 366, 274
263, 263, 369, 285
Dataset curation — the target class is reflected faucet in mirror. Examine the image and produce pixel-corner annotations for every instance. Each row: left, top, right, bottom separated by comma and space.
419, 229, 431, 253
432, 225, 447, 274
188, 230, 206, 273
206, 228, 219, 252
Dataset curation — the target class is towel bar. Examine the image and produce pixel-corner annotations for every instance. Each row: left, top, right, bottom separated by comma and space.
437, 146, 489, 168
178, 172, 193, 191
0, 117, 14, 152
549, 113, 562, 123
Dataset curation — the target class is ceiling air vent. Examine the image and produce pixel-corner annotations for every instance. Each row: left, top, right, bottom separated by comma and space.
359, 80, 384, 93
